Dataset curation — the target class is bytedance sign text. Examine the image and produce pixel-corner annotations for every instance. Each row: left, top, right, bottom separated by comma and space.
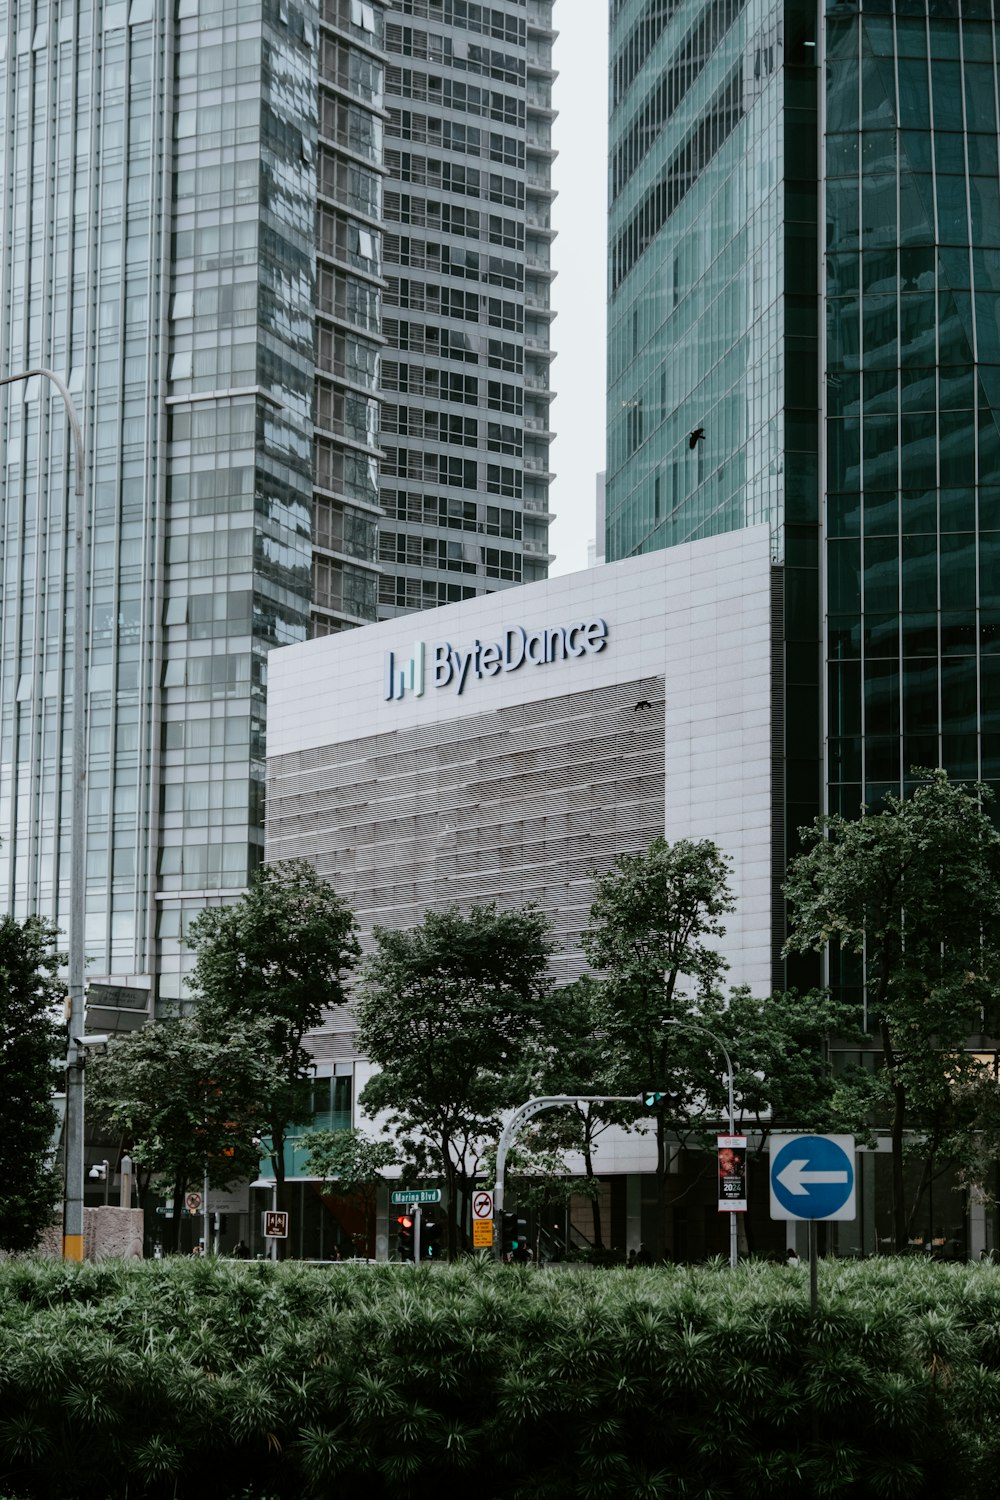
384, 617, 609, 701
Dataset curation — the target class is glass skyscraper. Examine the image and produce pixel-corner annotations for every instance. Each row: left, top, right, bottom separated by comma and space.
606, 0, 1000, 963
606, 0, 820, 977
0, 0, 386, 1010
823, 0, 1000, 819
376, 0, 556, 617
313, 0, 386, 636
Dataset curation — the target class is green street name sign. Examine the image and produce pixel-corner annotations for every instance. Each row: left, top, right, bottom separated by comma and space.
390, 1189, 442, 1205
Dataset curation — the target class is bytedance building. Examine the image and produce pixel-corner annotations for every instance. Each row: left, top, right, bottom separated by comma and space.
264, 528, 796, 1259
267, 528, 777, 992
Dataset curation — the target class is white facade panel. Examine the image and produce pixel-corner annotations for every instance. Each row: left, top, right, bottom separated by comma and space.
268, 525, 775, 993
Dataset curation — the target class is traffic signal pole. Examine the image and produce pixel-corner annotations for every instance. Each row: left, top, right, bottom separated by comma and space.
492, 1095, 641, 1262
664, 1020, 740, 1269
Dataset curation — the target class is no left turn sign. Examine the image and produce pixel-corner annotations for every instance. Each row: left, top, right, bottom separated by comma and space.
473, 1191, 494, 1220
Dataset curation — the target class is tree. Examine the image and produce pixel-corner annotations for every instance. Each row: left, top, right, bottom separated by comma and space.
355, 902, 556, 1258
783, 770, 1000, 1251
185, 860, 361, 1253
717, 986, 867, 1142
526, 977, 627, 1251
0, 915, 64, 1252
87, 1018, 276, 1252
583, 837, 736, 1259
715, 985, 868, 1252
299, 1127, 397, 1257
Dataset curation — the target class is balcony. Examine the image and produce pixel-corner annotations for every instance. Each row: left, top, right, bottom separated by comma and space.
526, 3, 557, 39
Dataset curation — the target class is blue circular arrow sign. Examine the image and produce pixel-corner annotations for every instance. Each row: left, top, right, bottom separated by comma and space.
771, 1135, 855, 1220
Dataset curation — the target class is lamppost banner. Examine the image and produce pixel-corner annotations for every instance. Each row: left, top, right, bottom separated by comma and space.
717, 1135, 747, 1212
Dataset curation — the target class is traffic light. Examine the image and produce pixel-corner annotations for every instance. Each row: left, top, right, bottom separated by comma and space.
396, 1214, 414, 1261
501, 1211, 529, 1259
643, 1088, 681, 1109
422, 1218, 441, 1259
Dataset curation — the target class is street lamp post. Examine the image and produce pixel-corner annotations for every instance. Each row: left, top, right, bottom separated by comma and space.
665, 1019, 740, 1268
0, 369, 87, 1261
492, 1094, 642, 1261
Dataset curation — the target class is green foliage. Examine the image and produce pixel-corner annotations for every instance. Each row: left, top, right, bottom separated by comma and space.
87, 1017, 277, 1209
584, 836, 734, 988
186, 860, 360, 1230
583, 838, 736, 1254
186, 859, 360, 1046
299, 1127, 397, 1194
718, 986, 869, 1144
0, 915, 64, 1253
3, 1258, 1000, 1497
784, 770, 1000, 1246
525, 977, 627, 1250
356, 902, 556, 1255
583, 838, 736, 1118
299, 1128, 398, 1256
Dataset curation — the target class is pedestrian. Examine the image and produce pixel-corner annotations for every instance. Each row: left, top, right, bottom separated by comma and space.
190, 1243, 203, 1257
636, 1243, 653, 1267
786, 1247, 799, 1267
232, 1240, 249, 1260
626, 1248, 637, 1270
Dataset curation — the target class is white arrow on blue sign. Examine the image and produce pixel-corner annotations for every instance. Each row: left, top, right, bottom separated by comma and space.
769, 1134, 856, 1222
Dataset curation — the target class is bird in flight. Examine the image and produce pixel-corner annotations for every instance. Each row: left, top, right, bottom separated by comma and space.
689, 427, 705, 449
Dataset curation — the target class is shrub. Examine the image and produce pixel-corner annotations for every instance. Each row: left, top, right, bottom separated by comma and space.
2, 1257, 1000, 1497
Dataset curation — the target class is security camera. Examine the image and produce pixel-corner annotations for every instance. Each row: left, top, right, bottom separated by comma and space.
88, 1163, 108, 1181
73, 1034, 111, 1048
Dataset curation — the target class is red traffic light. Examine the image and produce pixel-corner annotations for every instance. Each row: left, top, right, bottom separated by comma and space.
397, 1214, 413, 1229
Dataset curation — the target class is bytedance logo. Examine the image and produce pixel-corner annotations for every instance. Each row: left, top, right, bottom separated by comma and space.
383, 641, 425, 702
384, 618, 608, 702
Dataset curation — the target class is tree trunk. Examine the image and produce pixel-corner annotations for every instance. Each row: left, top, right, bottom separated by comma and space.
582, 1139, 603, 1250
458, 1176, 472, 1256
444, 1150, 459, 1261
881, 1019, 908, 1252
906, 1154, 934, 1244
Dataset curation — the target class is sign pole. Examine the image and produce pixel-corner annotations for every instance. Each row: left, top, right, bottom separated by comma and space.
414, 1203, 422, 1263
769, 1134, 855, 1311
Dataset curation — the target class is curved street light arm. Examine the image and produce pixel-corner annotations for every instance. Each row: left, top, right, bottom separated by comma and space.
493, 1094, 641, 1257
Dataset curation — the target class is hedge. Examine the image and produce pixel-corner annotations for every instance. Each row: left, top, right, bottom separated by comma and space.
3, 1256, 1000, 1498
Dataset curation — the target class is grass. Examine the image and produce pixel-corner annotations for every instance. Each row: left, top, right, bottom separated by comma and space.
2, 1256, 1000, 1497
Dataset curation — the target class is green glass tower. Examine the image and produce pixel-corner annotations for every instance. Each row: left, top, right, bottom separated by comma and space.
606, 0, 1000, 972
823, 0, 1000, 819
606, 0, 821, 978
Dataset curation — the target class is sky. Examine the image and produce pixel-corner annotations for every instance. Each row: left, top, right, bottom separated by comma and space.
546, 1, 610, 578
